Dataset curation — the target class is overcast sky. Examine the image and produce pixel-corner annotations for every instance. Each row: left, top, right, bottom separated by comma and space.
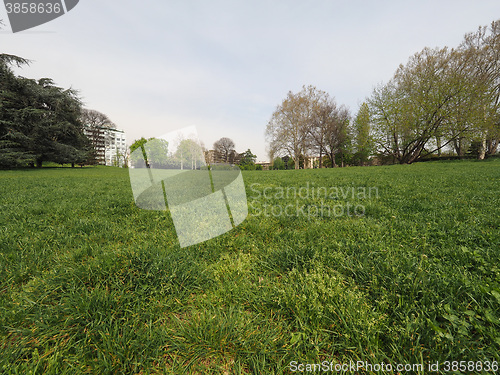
2, 0, 499, 161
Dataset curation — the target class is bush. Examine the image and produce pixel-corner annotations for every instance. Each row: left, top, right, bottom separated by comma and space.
272, 157, 285, 170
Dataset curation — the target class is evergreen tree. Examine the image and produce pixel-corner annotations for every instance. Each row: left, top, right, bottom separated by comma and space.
0, 54, 90, 168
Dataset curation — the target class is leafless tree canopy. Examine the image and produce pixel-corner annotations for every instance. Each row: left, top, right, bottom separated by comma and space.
80, 109, 116, 129
313, 100, 351, 168
266, 85, 351, 169
213, 137, 235, 163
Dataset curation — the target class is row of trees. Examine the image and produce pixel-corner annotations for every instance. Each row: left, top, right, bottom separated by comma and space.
130, 136, 259, 170
266, 20, 500, 167
266, 85, 370, 168
130, 137, 205, 169
0, 53, 116, 168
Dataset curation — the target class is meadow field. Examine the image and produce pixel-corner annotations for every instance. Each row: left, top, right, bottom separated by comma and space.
0, 160, 499, 374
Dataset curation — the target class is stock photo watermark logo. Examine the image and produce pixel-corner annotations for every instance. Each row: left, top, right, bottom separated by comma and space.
128, 126, 248, 248
3, 0, 79, 33
248, 182, 379, 219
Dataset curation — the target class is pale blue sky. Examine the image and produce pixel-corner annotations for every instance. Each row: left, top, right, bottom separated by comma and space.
2, 0, 499, 161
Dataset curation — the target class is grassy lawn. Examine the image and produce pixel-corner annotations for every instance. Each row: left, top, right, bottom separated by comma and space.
0, 160, 499, 374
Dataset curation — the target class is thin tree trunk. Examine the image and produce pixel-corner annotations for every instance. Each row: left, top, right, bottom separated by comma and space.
453, 138, 465, 158
478, 135, 487, 160
486, 138, 499, 156
330, 153, 336, 168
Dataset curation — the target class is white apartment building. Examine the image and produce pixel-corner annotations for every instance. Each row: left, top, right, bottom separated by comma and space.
104, 128, 127, 167
83, 126, 127, 166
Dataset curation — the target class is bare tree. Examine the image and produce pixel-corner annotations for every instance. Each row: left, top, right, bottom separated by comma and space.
308, 94, 351, 168
213, 137, 235, 163
80, 109, 116, 164
266, 85, 323, 169
266, 85, 351, 168
307, 95, 329, 168
319, 102, 351, 167
80, 108, 116, 129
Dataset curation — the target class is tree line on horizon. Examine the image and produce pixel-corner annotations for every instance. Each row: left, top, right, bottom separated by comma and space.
2, 19, 499, 170
129, 136, 260, 170
266, 20, 500, 168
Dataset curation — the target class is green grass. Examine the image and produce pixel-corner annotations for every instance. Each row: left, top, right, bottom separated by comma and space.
0, 160, 499, 374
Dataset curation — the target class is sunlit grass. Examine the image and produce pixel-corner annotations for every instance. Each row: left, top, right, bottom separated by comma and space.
0, 160, 499, 373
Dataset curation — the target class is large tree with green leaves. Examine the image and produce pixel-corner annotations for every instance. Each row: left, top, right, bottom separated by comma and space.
369, 47, 477, 163
458, 20, 500, 158
368, 20, 500, 163
175, 138, 203, 169
238, 149, 256, 170
129, 137, 169, 168
272, 157, 285, 170
143, 138, 169, 168
0, 54, 33, 167
129, 137, 148, 167
0, 54, 90, 168
26, 78, 89, 167
352, 102, 372, 165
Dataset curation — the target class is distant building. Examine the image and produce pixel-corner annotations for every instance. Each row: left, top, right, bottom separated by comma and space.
104, 129, 127, 166
256, 161, 272, 170
83, 125, 127, 166
204, 150, 224, 164
304, 156, 320, 169
83, 125, 105, 164
272, 155, 322, 169
229, 150, 243, 165
204, 149, 243, 165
